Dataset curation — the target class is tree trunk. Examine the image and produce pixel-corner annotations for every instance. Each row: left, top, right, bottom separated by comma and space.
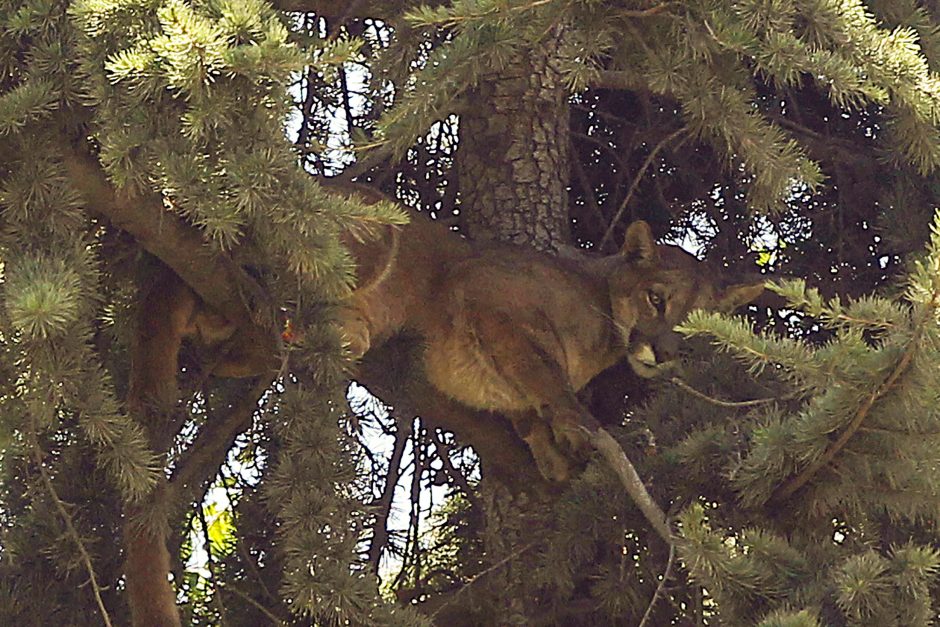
124, 490, 180, 627
457, 25, 571, 252
454, 25, 572, 624
122, 263, 187, 627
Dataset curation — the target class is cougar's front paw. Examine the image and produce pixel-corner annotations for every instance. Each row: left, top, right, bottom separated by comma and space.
550, 411, 598, 455
517, 418, 574, 483
529, 441, 573, 483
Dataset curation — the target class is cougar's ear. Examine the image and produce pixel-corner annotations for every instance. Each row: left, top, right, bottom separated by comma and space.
621, 221, 658, 263
715, 280, 766, 312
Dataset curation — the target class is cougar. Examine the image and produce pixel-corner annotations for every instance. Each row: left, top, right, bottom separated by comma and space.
332, 185, 764, 481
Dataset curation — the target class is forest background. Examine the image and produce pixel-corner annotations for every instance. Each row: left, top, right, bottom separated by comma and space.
4, 0, 940, 625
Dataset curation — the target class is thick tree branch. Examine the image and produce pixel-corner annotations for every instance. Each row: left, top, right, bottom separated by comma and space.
62, 148, 277, 340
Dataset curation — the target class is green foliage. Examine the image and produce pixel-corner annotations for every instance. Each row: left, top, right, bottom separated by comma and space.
2, 0, 940, 624
361, 0, 940, 211
0, 0, 405, 621
663, 209, 940, 623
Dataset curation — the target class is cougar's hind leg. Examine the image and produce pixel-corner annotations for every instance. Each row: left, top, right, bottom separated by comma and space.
336, 305, 373, 359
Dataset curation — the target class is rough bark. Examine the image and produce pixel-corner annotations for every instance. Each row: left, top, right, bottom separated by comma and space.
457, 25, 572, 252
452, 25, 573, 624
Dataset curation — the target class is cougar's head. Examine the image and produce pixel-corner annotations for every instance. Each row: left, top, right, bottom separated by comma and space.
608, 221, 765, 378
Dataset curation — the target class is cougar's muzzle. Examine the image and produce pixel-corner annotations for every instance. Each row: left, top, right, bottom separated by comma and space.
627, 329, 681, 378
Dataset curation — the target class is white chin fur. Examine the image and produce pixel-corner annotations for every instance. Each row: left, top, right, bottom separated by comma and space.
627, 343, 671, 378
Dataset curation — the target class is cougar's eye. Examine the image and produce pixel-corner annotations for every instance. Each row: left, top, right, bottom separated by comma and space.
647, 290, 666, 314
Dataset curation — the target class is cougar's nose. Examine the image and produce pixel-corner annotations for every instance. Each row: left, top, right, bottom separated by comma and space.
652, 330, 681, 364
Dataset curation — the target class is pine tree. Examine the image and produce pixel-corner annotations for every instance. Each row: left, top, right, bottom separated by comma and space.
3, 0, 940, 624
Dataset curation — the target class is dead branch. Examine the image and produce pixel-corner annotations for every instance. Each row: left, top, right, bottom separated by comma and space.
589, 427, 673, 543
222, 585, 288, 626
367, 418, 412, 575
638, 542, 675, 627
428, 429, 482, 513
599, 127, 686, 249
427, 541, 538, 620
670, 377, 785, 408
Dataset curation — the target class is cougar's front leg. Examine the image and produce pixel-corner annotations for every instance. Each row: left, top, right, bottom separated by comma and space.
459, 311, 600, 471
509, 411, 573, 483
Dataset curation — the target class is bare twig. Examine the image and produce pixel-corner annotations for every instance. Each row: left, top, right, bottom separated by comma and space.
406, 423, 424, 583
620, 4, 673, 18
570, 137, 608, 235
222, 585, 287, 626
367, 419, 412, 575
170, 378, 273, 500
638, 543, 675, 627
599, 127, 686, 249
589, 427, 673, 543
428, 429, 482, 513
30, 438, 114, 627
670, 377, 785, 408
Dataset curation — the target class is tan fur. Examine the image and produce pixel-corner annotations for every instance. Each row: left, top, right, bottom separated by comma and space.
336, 191, 765, 482
326, 182, 472, 358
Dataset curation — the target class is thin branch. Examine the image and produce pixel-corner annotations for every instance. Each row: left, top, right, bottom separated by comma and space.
638, 542, 675, 627
338, 64, 356, 135
170, 378, 273, 501
569, 137, 608, 235
591, 70, 650, 91
428, 542, 538, 620
588, 426, 673, 543
772, 323, 926, 502
367, 419, 412, 575
268, 0, 416, 18
428, 429, 482, 513
407, 423, 424, 583
619, 4, 673, 18
295, 45, 320, 156
222, 585, 287, 626
30, 439, 114, 627
670, 377, 786, 408
599, 127, 686, 249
